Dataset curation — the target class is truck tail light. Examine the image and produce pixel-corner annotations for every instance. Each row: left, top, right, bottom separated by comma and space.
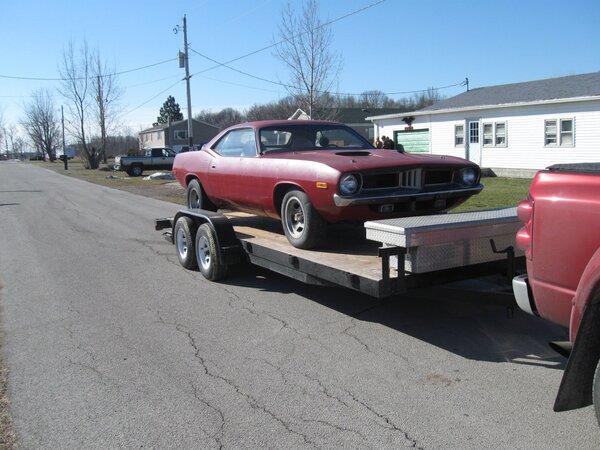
516, 196, 534, 260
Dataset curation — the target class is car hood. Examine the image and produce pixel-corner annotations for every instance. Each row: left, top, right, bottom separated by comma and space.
262, 148, 476, 172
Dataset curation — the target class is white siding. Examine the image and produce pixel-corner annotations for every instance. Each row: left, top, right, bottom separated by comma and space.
372, 99, 600, 170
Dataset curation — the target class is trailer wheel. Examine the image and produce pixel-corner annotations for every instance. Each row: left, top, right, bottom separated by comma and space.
281, 190, 325, 249
128, 164, 143, 177
174, 216, 198, 269
196, 223, 228, 281
187, 179, 217, 211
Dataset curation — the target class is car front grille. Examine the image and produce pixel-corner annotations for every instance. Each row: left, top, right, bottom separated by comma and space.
361, 168, 454, 191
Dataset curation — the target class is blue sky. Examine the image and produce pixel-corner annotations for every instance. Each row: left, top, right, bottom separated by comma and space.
1, 0, 599, 134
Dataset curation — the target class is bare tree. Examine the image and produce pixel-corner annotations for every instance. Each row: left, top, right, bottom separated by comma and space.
21, 88, 61, 160
411, 88, 444, 110
245, 96, 298, 121
359, 90, 387, 109
58, 40, 100, 168
195, 107, 245, 130
274, 0, 342, 119
92, 52, 123, 163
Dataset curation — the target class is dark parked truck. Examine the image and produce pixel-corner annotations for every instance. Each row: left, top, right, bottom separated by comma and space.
114, 147, 176, 176
512, 163, 600, 423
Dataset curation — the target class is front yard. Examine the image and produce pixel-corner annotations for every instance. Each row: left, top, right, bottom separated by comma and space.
29, 159, 532, 211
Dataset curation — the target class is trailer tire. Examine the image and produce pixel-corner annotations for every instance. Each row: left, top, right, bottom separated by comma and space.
128, 164, 143, 177
196, 223, 228, 281
187, 179, 217, 211
174, 216, 198, 269
281, 190, 325, 249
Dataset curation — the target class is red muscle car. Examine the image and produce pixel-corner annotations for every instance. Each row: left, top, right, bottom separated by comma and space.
172, 120, 483, 249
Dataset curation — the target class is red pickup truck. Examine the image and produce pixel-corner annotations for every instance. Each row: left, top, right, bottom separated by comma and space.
513, 163, 600, 422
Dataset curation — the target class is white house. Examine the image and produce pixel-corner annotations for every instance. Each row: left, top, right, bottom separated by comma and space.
367, 72, 600, 177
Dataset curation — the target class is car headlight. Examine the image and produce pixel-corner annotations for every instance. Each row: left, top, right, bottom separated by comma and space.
339, 174, 359, 195
459, 168, 478, 186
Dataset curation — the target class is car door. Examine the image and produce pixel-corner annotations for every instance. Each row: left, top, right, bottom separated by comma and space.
151, 148, 175, 170
207, 128, 264, 212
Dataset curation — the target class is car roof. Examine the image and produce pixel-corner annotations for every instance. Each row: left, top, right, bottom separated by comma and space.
230, 119, 343, 129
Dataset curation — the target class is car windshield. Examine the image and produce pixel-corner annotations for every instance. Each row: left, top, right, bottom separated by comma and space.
259, 124, 373, 153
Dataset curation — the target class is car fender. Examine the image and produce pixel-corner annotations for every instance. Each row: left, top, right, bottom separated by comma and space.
570, 247, 600, 342
553, 250, 600, 412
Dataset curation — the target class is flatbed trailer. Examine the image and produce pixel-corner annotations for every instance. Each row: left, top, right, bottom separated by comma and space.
155, 208, 524, 301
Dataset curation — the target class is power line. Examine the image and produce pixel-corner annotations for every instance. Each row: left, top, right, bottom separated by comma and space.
191, 0, 387, 77
123, 78, 184, 117
190, 47, 466, 97
0, 57, 178, 82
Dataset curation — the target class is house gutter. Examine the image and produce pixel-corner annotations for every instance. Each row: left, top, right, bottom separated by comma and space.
365, 95, 600, 121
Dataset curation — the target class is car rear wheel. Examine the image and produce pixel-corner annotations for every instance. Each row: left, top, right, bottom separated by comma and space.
187, 179, 217, 211
196, 223, 228, 281
174, 216, 198, 270
281, 190, 325, 249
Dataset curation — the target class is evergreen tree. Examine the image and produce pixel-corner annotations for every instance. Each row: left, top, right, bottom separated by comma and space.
157, 95, 184, 124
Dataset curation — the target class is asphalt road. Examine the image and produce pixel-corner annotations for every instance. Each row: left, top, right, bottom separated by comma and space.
0, 161, 598, 449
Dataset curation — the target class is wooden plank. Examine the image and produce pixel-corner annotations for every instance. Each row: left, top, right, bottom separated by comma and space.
225, 212, 388, 282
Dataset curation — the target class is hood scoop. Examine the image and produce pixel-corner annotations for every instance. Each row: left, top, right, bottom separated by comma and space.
335, 151, 372, 157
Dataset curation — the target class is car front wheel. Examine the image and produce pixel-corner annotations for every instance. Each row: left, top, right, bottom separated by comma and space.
281, 190, 325, 249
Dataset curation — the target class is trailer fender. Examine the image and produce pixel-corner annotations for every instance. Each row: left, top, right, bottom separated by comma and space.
173, 210, 243, 265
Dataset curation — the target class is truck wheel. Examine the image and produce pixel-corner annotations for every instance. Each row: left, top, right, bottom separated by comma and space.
128, 164, 143, 177
195, 223, 228, 281
187, 179, 217, 211
174, 216, 198, 270
281, 190, 325, 249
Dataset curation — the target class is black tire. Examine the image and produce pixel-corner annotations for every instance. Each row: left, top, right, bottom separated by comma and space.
187, 179, 217, 211
174, 216, 198, 270
281, 190, 325, 249
128, 164, 143, 177
195, 223, 228, 281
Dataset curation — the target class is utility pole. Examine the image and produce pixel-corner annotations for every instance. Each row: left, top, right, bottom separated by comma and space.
62, 106, 68, 170
182, 15, 193, 151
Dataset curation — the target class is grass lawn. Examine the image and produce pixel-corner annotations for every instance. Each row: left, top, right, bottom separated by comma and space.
454, 176, 532, 212
28, 159, 533, 211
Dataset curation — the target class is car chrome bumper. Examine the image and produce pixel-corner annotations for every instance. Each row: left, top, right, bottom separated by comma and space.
333, 185, 484, 207
512, 274, 537, 315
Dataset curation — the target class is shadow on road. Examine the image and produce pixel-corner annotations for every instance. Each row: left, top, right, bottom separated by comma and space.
223, 263, 567, 370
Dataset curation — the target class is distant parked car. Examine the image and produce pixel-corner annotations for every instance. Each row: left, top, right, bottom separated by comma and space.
172, 120, 483, 249
115, 147, 176, 176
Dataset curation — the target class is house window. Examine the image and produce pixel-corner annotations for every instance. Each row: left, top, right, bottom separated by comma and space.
174, 130, 187, 141
545, 118, 574, 146
482, 122, 507, 147
560, 119, 574, 146
545, 120, 557, 145
495, 122, 506, 146
454, 125, 464, 146
469, 122, 479, 144
482, 123, 493, 146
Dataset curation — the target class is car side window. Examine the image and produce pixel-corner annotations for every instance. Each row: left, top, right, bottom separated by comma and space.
214, 129, 256, 157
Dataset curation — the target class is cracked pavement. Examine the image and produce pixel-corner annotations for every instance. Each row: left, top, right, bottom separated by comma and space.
0, 161, 598, 449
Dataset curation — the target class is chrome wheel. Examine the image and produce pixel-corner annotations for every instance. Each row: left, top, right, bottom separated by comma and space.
283, 195, 306, 239
176, 227, 188, 259
189, 189, 201, 209
197, 234, 211, 271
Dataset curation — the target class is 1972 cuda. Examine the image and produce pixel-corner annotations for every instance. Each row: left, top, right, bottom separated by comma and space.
172, 120, 483, 249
